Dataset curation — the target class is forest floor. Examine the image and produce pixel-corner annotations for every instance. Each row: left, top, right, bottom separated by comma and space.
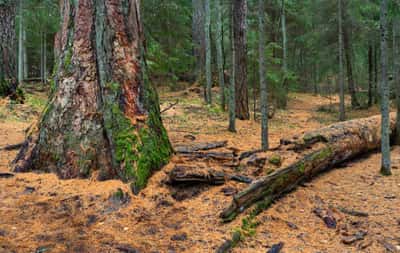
0, 83, 399, 253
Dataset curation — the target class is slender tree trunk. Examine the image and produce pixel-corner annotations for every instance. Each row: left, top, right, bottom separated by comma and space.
394, 18, 400, 144
43, 32, 47, 84
13, 0, 173, 191
228, 0, 236, 132
342, 6, 360, 108
204, 0, 212, 104
17, 0, 23, 84
374, 44, 379, 104
192, 0, 205, 83
215, 0, 225, 110
23, 28, 27, 79
338, 0, 345, 121
259, 0, 268, 151
380, 0, 391, 175
281, 0, 288, 108
368, 44, 373, 107
0, 1, 17, 97
233, 0, 249, 120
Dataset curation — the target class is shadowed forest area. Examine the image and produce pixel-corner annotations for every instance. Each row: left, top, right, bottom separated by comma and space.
0, 0, 400, 252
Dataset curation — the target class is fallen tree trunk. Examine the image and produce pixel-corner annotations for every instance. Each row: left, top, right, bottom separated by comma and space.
169, 166, 252, 185
220, 114, 396, 221
175, 141, 228, 153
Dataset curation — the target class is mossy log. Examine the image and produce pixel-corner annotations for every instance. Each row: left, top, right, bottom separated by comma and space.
221, 114, 396, 221
169, 165, 252, 185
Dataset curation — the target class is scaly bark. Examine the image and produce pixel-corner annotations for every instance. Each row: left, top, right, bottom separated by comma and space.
233, 0, 249, 120
0, 1, 17, 97
13, 0, 173, 192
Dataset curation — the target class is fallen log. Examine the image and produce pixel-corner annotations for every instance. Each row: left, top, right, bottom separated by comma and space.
220, 114, 396, 221
175, 141, 228, 153
179, 151, 235, 161
169, 166, 252, 185
0, 142, 24, 151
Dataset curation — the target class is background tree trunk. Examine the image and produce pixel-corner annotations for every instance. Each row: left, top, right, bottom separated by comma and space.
215, 0, 225, 110
395, 17, 400, 144
17, 0, 23, 84
338, 0, 345, 121
233, 0, 249, 120
380, 0, 391, 175
13, 0, 173, 192
368, 44, 373, 107
228, 0, 236, 132
0, 1, 17, 97
259, 0, 268, 151
204, 0, 212, 104
192, 0, 205, 82
281, 0, 288, 108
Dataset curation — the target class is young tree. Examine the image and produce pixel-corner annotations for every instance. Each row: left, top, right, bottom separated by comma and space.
0, 0, 17, 97
338, 0, 346, 121
380, 0, 391, 175
204, 0, 212, 104
215, 0, 225, 110
281, 0, 288, 108
259, 0, 268, 150
233, 0, 249, 120
13, 0, 173, 192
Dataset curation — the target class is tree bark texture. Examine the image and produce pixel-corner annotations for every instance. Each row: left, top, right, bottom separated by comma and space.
233, 0, 249, 120
338, 0, 345, 121
13, 0, 173, 191
215, 0, 225, 110
259, 0, 268, 151
394, 17, 400, 144
221, 114, 396, 221
0, 1, 17, 97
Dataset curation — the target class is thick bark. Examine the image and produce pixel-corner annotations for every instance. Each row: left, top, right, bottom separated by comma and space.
380, 0, 391, 175
13, 0, 173, 191
259, 0, 268, 150
233, 0, 249, 120
0, 1, 17, 97
338, 0, 345, 121
220, 114, 396, 221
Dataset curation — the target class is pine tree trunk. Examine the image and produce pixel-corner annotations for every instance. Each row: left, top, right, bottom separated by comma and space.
280, 0, 288, 108
204, 0, 212, 104
368, 44, 373, 107
342, 8, 360, 108
395, 18, 400, 144
374, 44, 379, 104
259, 0, 268, 151
17, 0, 23, 84
228, 0, 236, 132
380, 0, 391, 175
215, 0, 225, 110
233, 0, 249, 120
13, 0, 173, 192
23, 28, 28, 80
338, 0, 345, 121
192, 0, 205, 82
0, 1, 17, 97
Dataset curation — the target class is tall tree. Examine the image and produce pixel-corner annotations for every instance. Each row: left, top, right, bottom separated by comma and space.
13, 0, 173, 192
17, 0, 23, 84
281, 0, 288, 108
204, 0, 212, 104
368, 43, 373, 107
395, 15, 400, 144
192, 0, 205, 81
215, 0, 225, 110
233, 0, 249, 120
228, 0, 236, 132
259, 0, 268, 150
342, 3, 360, 108
380, 0, 391, 175
338, 0, 346, 121
0, 0, 17, 97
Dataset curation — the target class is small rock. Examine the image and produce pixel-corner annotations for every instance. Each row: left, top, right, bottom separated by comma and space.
183, 134, 196, 141
115, 244, 140, 253
86, 215, 98, 226
267, 242, 284, 253
286, 221, 298, 230
171, 233, 187, 241
0, 229, 6, 236
23, 186, 35, 194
